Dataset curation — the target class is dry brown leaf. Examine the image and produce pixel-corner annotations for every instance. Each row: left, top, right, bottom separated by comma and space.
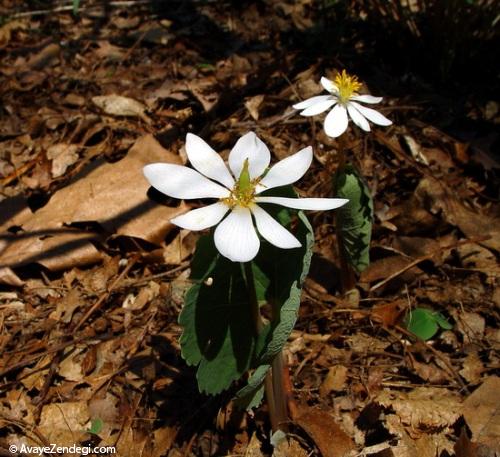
27, 43, 60, 70
415, 177, 500, 252
38, 402, 89, 447
392, 236, 443, 265
455, 428, 480, 457
370, 300, 404, 328
0, 19, 28, 48
459, 352, 484, 384
360, 255, 423, 285
46, 143, 79, 178
376, 387, 462, 432
58, 346, 85, 382
273, 436, 309, 457
456, 243, 500, 278
410, 358, 449, 384
92, 94, 151, 123
452, 310, 486, 344
0, 135, 188, 272
152, 426, 178, 457
162, 230, 197, 265
245, 432, 265, 457
295, 407, 355, 457
320, 365, 348, 396
245, 95, 265, 121
462, 376, 500, 453
345, 332, 391, 353
384, 413, 454, 457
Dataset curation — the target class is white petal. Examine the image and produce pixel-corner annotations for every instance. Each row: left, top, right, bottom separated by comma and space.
299, 99, 336, 117
324, 104, 349, 138
228, 132, 271, 180
185, 133, 235, 189
255, 196, 348, 211
293, 95, 332, 110
256, 146, 313, 193
350, 101, 392, 126
144, 163, 230, 199
251, 205, 301, 249
347, 103, 370, 132
320, 76, 339, 94
170, 202, 229, 230
351, 94, 383, 104
214, 206, 260, 262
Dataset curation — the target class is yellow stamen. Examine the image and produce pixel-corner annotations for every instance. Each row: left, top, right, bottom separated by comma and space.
334, 70, 362, 103
223, 159, 256, 208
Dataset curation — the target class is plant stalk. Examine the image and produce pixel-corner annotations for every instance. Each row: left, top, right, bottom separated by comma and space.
243, 262, 288, 433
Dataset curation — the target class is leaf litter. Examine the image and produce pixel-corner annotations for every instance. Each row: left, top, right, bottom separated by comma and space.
0, 1, 499, 456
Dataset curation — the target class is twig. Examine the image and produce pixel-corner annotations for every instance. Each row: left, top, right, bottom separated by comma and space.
370, 235, 490, 291
8, 0, 151, 18
71, 253, 140, 332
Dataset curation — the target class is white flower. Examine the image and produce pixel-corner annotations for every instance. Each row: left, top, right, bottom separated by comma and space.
293, 70, 392, 138
144, 132, 348, 262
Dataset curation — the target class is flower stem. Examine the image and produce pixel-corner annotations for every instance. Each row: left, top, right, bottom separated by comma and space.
243, 262, 288, 433
335, 136, 356, 292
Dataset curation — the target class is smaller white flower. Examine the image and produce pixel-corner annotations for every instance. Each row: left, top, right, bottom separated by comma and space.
144, 132, 348, 263
293, 70, 392, 138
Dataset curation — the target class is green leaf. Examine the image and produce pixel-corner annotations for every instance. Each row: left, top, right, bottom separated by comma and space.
434, 312, 453, 330
234, 364, 270, 410
72, 0, 81, 15
404, 308, 452, 341
179, 186, 314, 396
179, 238, 255, 394
334, 164, 373, 273
88, 417, 103, 435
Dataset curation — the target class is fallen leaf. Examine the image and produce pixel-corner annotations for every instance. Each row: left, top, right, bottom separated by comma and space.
273, 436, 308, 457
320, 365, 348, 396
0, 135, 188, 272
462, 376, 500, 453
376, 387, 461, 432
27, 43, 60, 70
245, 432, 264, 457
360, 255, 423, 287
452, 310, 486, 344
459, 352, 484, 384
415, 177, 500, 252
245, 95, 265, 121
46, 143, 79, 178
0, 19, 28, 48
38, 402, 89, 447
92, 94, 151, 123
295, 407, 355, 457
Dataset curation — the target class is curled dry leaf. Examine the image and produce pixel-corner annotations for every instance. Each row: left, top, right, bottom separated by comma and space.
92, 94, 151, 123
244, 95, 265, 121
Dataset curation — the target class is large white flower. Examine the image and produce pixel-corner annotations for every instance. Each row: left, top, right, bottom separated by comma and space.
144, 132, 348, 262
293, 70, 392, 138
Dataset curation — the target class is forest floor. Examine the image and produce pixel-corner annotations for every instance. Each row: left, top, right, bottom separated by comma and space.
0, 1, 499, 456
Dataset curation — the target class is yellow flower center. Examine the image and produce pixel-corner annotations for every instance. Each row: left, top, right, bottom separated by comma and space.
223, 158, 257, 208
334, 70, 362, 103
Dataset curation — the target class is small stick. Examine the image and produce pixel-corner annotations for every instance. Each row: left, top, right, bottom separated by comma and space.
370, 236, 490, 291
72, 253, 140, 332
